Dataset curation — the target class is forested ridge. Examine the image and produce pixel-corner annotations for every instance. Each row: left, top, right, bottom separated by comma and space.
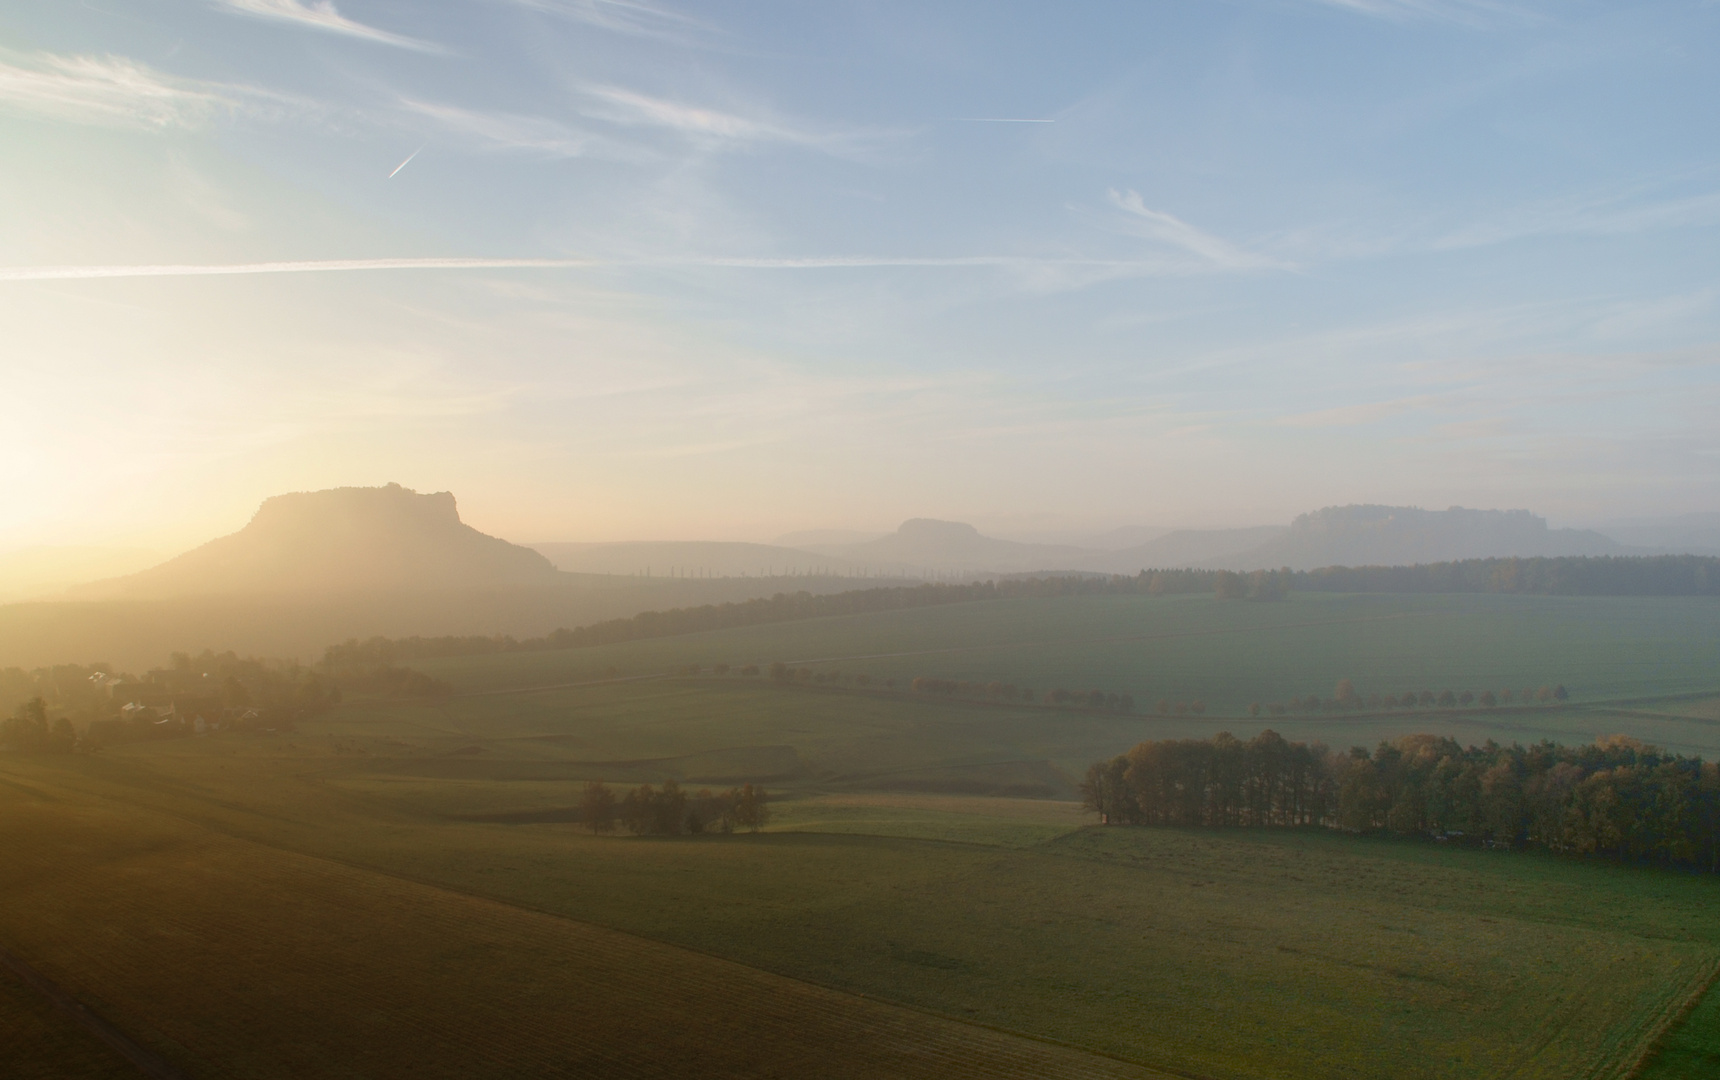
320, 555, 1720, 666
1083, 730, 1720, 872
319, 577, 1140, 666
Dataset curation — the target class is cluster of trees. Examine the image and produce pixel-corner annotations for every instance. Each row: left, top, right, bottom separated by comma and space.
322, 662, 453, 699
0, 698, 76, 753
1083, 730, 1720, 872
580, 780, 769, 836
4, 652, 359, 745
1247, 679, 1568, 717
1, 662, 120, 727
156, 651, 342, 724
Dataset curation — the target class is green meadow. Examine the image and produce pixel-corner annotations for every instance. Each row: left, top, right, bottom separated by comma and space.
415, 592, 1720, 747
5, 590, 1720, 1077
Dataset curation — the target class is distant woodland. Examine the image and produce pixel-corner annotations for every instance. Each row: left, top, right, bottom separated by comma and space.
0, 649, 449, 744
319, 554, 1720, 666
1083, 731, 1720, 873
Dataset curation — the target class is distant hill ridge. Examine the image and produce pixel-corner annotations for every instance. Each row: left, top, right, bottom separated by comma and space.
797, 518, 1094, 573
1206, 504, 1626, 571
72, 484, 559, 599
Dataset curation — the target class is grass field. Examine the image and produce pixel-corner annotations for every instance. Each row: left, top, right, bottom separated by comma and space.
414, 592, 1720, 712
9, 590, 1720, 1078
0, 766, 1165, 1080
5, 729, 1719, 1080
0, 964, 137, 1080
1642, 970, 1720, 1078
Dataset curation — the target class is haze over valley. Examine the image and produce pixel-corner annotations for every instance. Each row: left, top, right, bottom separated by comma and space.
5, 2, 1720, 1079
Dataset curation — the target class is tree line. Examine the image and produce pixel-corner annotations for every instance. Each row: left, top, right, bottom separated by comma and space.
1083, 730, 1720, 872
579, 780, 769, 835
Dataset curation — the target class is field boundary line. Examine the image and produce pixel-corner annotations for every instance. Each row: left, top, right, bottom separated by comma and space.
1618, 952, 1720, 1080
0, 943, 189, 1080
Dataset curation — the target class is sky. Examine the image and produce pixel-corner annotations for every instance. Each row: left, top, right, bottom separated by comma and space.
2, 0, 1719, 553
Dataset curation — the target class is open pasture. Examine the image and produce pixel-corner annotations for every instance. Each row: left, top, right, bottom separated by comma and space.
6, 743, 1720, 1080
10, 589, 1720, 1078
0, 762, 1165, 1080
317, 673, 1720, 800
414, 591, 1720, 731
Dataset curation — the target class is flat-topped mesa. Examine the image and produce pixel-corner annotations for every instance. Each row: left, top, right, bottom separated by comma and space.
247, 483, 464, 537
71, 483, 559, 599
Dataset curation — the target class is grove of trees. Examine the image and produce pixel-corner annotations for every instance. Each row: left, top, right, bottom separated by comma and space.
581, 780, 770, 836
1083, 730, 1720, 872
0, 698, 76, 753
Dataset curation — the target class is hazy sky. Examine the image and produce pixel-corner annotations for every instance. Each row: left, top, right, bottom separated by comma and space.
3, 0, 1718, 552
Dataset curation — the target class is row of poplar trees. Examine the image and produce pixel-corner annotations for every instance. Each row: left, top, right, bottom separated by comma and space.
1082, 729, 1720, 872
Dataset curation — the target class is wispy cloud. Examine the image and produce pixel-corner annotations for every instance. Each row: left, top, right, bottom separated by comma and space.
578, 85, 889, 156
214, 0, 445, 53
0, 258, 601, 283
398, 99, 598, 156
1107, 190, 1291, 272
506, 0, 710, 43
584, 86, 779, 140
0, 254, 1227, 283
0, 53, 231, 130
1306, 0, 1530, 27
1436, 186, 1720, 250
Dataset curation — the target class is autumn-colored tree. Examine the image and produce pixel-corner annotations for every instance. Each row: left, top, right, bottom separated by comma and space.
581, 780, 616, 834
732, 784, 770, 832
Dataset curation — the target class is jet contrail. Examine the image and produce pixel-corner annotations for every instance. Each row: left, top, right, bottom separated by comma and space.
958, 118, 1055, 123
388, 146, 424, 178
0, 258, 601, 282
0, 254, 1157, 283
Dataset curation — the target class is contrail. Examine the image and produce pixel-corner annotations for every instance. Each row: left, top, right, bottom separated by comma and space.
0, 258, 601, 282
388, 146, 423, 178
957, 118, 1055, 123
0, 254, 1155, 283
